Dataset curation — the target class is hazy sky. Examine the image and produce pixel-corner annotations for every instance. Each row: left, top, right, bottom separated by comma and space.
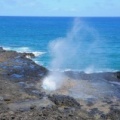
0, 0, 120, 17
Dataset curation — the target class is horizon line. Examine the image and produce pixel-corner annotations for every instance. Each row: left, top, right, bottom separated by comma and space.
0, 15, 120, 18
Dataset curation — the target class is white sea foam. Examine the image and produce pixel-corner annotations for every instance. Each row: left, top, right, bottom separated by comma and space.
2, 46, 46, 57
2, 46, 30, 52
84, 66, 118, 74
63, 68, 118, 74
26, 55, 32, 59
34, 60, 40, 64
32, 51, 46, 57
64, 69, 71, 71
15, 47, 46, 57
3, 46, 12, 50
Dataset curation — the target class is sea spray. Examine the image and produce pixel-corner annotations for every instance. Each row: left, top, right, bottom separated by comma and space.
42, 18, 105, 91
49, 18, 105, 71
42, 72, 64, 91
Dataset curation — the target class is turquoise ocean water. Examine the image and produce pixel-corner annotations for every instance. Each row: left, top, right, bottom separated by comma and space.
0, 16, 120, 72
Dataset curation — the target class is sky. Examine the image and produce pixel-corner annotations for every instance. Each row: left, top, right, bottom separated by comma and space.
0, 0, 120, 17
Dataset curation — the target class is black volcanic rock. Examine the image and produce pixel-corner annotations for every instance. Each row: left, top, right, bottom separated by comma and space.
0, 47, 5, 52
48, 95, 81, 108
21, 52, 35, 58
105, 108, 120, 120
115, 71, 120, 79
0, 48, 48, 78
0, 47, 120, 120
64, 71, 120, 82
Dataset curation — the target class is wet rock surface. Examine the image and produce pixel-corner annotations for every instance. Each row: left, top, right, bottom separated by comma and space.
0, 47, 120, 120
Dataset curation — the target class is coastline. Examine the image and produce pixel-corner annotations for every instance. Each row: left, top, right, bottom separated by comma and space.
0, 47, 120, 120
2, 45, 120, 73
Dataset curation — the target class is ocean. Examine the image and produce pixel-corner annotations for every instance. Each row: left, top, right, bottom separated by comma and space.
0, 16, 120, 72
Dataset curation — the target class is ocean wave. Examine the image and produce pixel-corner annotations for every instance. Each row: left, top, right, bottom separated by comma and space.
2, 46, 46, 57
33, 59, 45, 66
64, 67, 119, 74
3, 46, 12, 50
32, 51, 46, 57
3, 46, 30, 52
50, 68, 119, 74
34, 60, 40, 64
84, 68, 118, 74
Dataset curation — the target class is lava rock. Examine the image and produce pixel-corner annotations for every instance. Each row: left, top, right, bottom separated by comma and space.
0, 48, 48, 78
3, 97, 11, 102
115, 71, 120, 79
0, 47, 5, 52
21, 53, 35, 58
106, 108, 120, 120
48, 95, 81, 108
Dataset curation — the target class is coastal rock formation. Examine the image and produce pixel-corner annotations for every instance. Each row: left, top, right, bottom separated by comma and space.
0, 47, 5, 52
48, 95, 80, 108
115, 71, 120, 79
64, 71, 120, 82
0, 47, 48, 78
0, 47, 120, 120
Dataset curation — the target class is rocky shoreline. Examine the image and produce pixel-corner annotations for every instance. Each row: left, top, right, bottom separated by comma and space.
0, 47, 120, 120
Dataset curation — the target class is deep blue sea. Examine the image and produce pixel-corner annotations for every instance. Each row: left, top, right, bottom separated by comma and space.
0, 16, 120, 72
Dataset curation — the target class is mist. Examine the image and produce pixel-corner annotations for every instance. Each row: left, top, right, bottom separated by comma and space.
42, 18, 105, 91
49, 18, 104, 71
